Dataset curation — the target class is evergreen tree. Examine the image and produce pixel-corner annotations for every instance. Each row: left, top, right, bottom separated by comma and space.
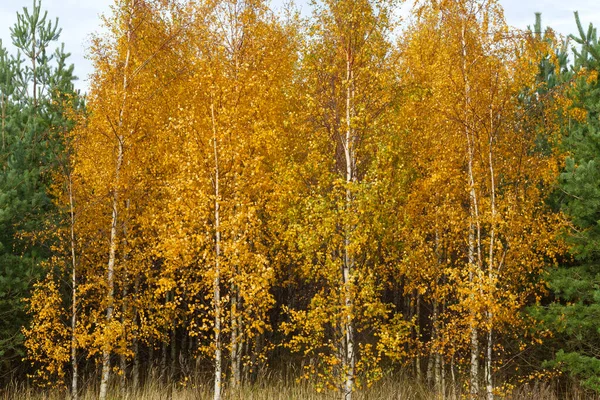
530, 12, 600, 393
0, 0, 78, 378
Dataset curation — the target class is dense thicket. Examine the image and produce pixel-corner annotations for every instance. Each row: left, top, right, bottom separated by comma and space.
5, 0, 600, 399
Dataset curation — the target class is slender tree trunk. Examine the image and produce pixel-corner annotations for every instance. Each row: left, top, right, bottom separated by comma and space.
195, 337, 202, 377
426, 350, 434, 386
132, 277, 141, 391
469, 270, 479, 400
132, 335, 139, 391
99, 2, 133, 397
485, 108, 497, 400
451, 355, 457, 400
161, 293, 170, 385
236, 310, 242, 383
99, 167, 119, 399
433, 301, 441, 395
415, 292, 421, 382
442, 300, 447, 400
227, 14, 243, 390
171, 324, 177, 374
161, 339, 167, 384
485, 328, 493, 400
68, 173, 78, 400
180, 328, 187, 374
242, 331, 249, 380
99, 146, 122, 400
433, 233, 442, 396
342, 48, 356, 400
461, 25, 480, 400
442, 353, 446, 400
120, 350, 127, 396
120, 200, 131, 396
119, 285, 128, 396
230, 285, 242, 389
230, 284, 240, 389
211, 100, 223, 400
149, 340, 155, 380
434, 343, 441, 392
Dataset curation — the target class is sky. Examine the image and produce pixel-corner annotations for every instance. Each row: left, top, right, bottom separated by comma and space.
1, 0, 599, 93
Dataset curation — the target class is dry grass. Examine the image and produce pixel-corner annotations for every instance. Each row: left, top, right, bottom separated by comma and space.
3, 375, 599, 400
505, 380, 600, 400
1, 377, 429, 400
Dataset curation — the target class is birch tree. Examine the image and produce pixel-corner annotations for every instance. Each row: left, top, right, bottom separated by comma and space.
281, 1, 401, 398
69, 1, 186, 398
152, 1, 297, 398
398, 1, 565, 397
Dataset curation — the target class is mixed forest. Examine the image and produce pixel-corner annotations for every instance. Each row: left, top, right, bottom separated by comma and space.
3, 0, 600, 398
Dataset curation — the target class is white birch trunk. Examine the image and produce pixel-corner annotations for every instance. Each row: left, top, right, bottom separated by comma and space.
99, 143, 121, 400
99, 3, 133, 397
461, 25, 481, 400
230, 286, 241, 389
415, 292, 421, 382
120, 352, 127, 395
132, 276, 140, 391
120, 200, 131, 396
342, 47, 356, 400
230, 230, 240, 389
426, 350, 434, 386
236, 312, 242, 382
433, 301, 441, 395
441, 350, 446, 400
469, 239, 479, 400
68, 172, 78, 400
433, 233, 442, 397
485, 328, 493, 400
211, 100, 223, 400
119, 286, 128, 396
485, 108, 497, 400
451, 355, 457, 400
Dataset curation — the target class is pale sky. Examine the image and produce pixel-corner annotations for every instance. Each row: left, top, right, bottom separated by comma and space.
1, 0, 599, 94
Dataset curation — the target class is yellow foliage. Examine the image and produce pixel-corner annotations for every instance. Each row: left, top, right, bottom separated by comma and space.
23, 276, 70, 387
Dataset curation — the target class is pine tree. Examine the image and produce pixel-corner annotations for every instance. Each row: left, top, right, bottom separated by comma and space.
531, 12, 600, 393
0, 0, 78, 378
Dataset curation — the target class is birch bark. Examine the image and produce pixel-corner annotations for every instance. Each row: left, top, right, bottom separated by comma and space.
99, 3, 134, 398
